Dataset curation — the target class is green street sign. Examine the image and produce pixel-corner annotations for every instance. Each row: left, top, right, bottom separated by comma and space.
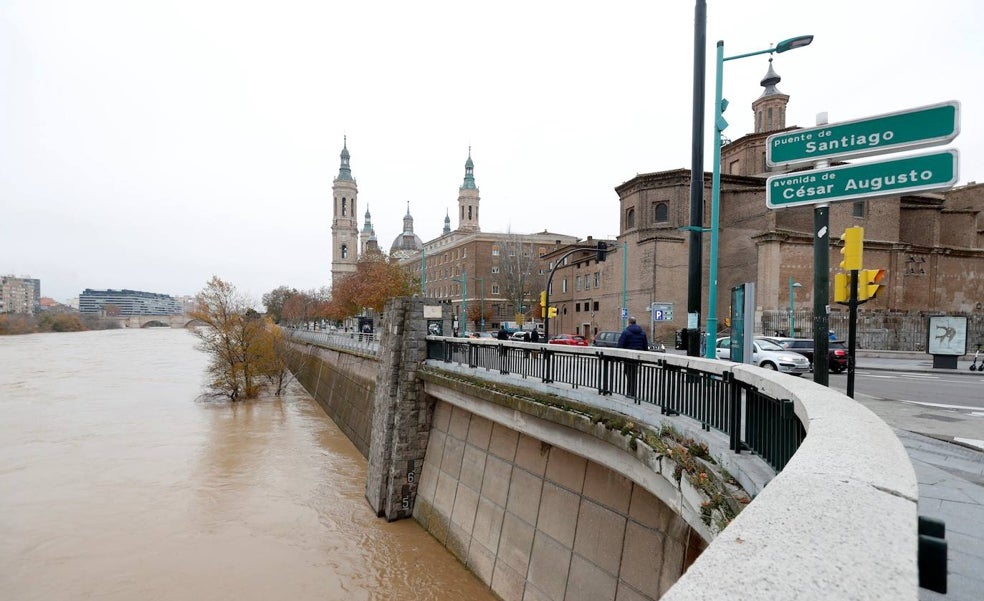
767, 101, 960, 166
766, 149, 959, 209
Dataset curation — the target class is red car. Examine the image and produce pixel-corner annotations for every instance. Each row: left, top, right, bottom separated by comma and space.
547, 334, 589, 346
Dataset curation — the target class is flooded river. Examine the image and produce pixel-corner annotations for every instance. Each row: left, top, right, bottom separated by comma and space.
0, 328, 494, 600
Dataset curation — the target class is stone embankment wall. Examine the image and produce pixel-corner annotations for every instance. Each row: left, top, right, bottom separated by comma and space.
414, 399, 704, 601
289, 342, 377, 458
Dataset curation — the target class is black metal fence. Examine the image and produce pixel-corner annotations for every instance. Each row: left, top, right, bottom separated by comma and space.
426, 338, 805, 472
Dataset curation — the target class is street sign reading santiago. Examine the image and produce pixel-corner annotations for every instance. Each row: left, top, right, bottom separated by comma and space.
766, 149, 959, 209
766, 101, 960, 166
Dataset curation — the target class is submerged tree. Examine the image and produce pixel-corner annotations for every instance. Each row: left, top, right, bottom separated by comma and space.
191, 276, 288, 401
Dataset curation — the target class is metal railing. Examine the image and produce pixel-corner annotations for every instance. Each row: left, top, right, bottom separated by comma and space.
426, 337, 805, 472
285, 328, 380, 356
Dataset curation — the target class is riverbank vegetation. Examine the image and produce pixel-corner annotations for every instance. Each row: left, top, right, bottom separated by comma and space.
192, 276, 297, 401
0, 312, 122, 335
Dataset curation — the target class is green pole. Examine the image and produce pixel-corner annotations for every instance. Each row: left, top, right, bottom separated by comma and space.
789, 276, 796, 336
461, 271, 467, 337
622, 241, 628, 329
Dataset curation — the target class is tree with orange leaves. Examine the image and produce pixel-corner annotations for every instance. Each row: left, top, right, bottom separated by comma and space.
328, 255, 418, 319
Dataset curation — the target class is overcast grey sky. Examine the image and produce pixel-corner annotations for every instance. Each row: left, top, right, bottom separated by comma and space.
2, 1, 981, 304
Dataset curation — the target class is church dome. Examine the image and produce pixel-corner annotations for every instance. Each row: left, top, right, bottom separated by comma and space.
389, 232, 424, 258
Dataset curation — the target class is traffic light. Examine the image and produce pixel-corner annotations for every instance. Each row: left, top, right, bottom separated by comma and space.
834, 272, 851, 304
539, 291, 547, 317
839, 226, 864, 271
597, 241, 608, 262
547, 307, 558, 318
858, 269, 887, 301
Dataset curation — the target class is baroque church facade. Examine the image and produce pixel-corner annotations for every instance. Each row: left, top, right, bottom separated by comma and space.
329, 144, 578, 331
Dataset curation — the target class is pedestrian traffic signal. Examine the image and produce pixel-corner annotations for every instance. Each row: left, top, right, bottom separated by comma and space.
858, 269, 887, 301
547, 307, 558, 318
839, 226, 864, 271
597, 241, 608, 262
834, 272, 851, 304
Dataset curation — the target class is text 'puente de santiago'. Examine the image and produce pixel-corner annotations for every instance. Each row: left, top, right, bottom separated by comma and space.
285, 298, 921, 601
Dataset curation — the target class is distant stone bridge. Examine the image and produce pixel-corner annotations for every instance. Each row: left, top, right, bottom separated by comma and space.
113, 314, 205, 329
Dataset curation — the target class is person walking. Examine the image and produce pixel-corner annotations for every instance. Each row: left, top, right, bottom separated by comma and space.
530, 328, 540, 343
497, 325, 509, 340
617, 317, 649, 400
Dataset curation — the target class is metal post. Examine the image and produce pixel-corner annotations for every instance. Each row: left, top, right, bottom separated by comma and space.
847, 269, 858, 398
813, 203, 830, 385
789, 276, 796, 336
461, 271, 467, 337
686, 0, 707, 357
705, 40, 724, 357
479, 278, 485, 333
622, 241, 628, 329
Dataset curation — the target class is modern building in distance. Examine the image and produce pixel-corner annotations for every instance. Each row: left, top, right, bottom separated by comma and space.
78, 289, 183, 316
1, 276, 41, 315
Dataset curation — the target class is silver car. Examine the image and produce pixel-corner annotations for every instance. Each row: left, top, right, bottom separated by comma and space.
714, 337, 811, 376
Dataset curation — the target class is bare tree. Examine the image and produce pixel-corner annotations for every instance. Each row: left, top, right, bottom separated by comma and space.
497, 231, 547, 324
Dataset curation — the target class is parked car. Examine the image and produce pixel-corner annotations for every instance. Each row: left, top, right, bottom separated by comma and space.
592, 331, 620, 347
714, 337, 811, 376
511, 330, 533, 341
759, 337, 849, 374
548, 334, 589, 346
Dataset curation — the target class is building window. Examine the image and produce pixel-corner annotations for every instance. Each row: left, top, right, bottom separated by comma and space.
492, 247, 500, 256
492, 266, 500, 274
853, 201, 866, 218
538, 247, 546, 256
594, 273, 599, 287
575, 304, 581, 312
562, 279, 568, 293
654, 202, 669, 223
468, 206, 473, 219
492, 284, 500, 295
626, 207, 635, 229
341, 244, 348, 259
767, 107, 773, 130
593, 301, 599, 311
575, 276, 582, 291
342, 198, 347, 216
584, 276, 590, 290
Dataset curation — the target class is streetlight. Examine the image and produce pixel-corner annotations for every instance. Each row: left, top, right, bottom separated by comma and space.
475, 277, 485, 333
704, 35, 814, 359
789, 277, 803, 336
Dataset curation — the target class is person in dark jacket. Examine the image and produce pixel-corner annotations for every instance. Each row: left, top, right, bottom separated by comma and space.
530, 328, 540, 343
617, 317, 648, 350
617, 317, 648, 400
497, 326, 510, 340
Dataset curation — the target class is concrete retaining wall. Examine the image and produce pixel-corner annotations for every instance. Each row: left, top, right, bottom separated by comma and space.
289, 342, 377, 458
414, 399, 705, 601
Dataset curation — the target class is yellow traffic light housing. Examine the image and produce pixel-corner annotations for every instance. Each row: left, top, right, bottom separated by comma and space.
539, 291, 547, 317
858, 269, 887, 301
840, 226, 864, 271
834, 272, 851, 304
547, 307, 558, 318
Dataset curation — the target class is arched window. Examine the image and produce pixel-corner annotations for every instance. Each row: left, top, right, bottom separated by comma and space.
468, 206, 473, 219
654, 202, 668, 223
626, 207, 636, 229
342, 198, 347, 216
341, 244, 348, 259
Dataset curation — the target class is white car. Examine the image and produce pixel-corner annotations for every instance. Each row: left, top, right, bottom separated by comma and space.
715, 337, 811, 376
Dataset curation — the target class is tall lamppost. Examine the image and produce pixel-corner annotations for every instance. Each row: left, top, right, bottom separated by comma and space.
789, 277, 803, 336
704, 34, 814, 359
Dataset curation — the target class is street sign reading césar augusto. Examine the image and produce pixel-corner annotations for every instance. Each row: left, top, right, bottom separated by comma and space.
766, 149, 959, 209
766, 101, 960, 166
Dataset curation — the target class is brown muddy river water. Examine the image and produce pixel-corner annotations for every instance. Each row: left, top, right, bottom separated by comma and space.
0, 328, 494, 600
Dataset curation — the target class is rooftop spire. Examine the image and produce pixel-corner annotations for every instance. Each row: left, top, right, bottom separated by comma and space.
759, 58, 782, 97
461, 146, 477, 190
337, 136, 353, 181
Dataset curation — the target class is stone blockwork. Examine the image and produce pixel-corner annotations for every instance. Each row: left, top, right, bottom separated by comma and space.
289, 342, 377, 457
414, 400, 705, 601
364, 298, 449, 521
